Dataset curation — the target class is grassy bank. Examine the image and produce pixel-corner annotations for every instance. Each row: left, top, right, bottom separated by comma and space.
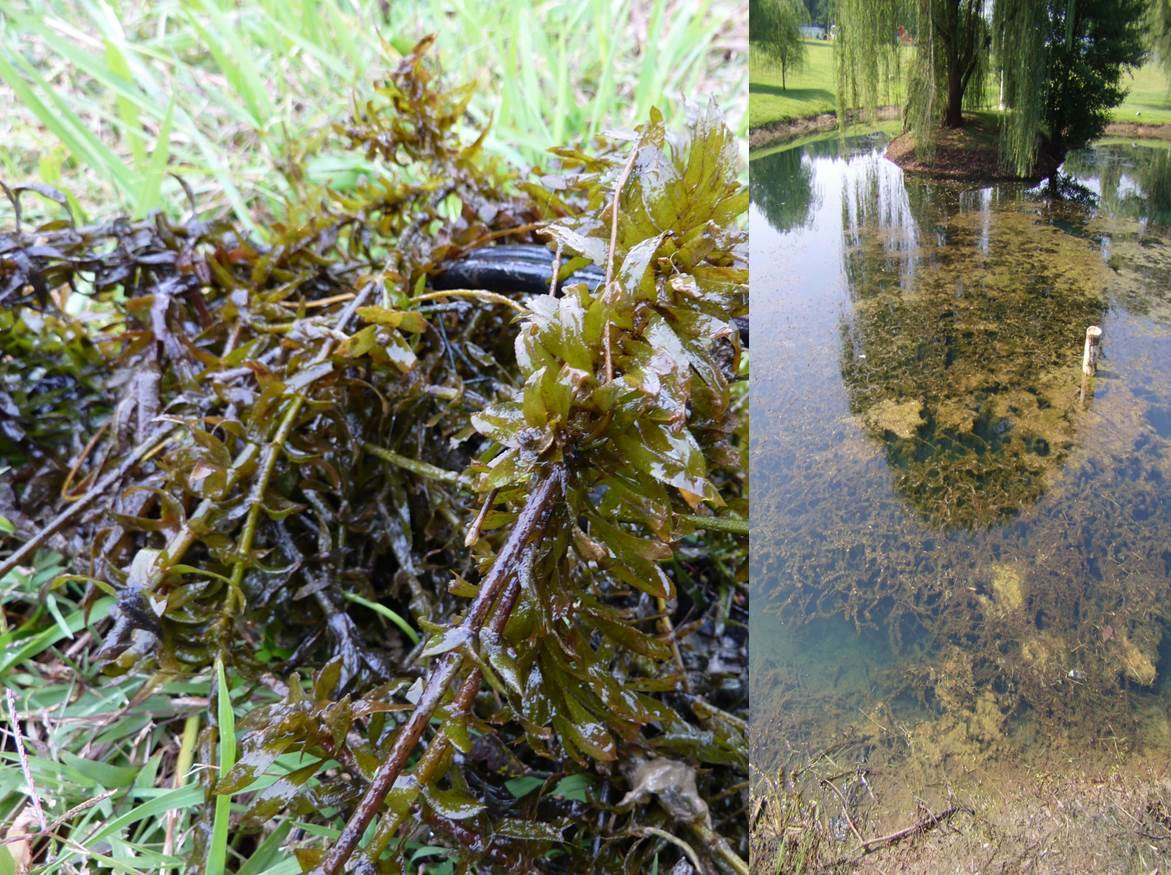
749, 39, 837, 128
1115, 60, 1171, 124
749, 38, 1171, 130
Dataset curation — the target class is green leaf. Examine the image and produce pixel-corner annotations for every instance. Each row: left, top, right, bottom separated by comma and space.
421, 626, 471, 658
552, 772, 594, 802
505, 774, 545, 798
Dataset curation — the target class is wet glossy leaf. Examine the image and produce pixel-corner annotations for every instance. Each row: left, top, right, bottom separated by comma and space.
0, 38, 747, 873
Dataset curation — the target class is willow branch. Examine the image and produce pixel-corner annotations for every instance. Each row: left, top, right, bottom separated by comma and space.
316, 467, 563, 875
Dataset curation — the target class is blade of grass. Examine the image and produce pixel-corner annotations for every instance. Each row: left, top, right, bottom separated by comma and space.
135, 96, 174, 215
0, 52, 136, 199
340, 591, 421, 644
0, 598, 113, 676
236, 820, 294, 875
8, 13, 256, 224
206, 658, 236, 875
182, 0, 273, 129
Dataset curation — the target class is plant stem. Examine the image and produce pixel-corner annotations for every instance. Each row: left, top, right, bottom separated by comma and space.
316, 468, 563, 875
411, 288, 529, 313
602, 139, 640, 382
363, 442, 471, 487
145, 284, 372, 597
369, 574, 523, 858
688, 817, 749, 875
219, 395, 305, 630
0, 425, 177, 580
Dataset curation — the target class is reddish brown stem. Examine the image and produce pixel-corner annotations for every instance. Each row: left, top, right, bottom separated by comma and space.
367, 572, 526, 860
316, 468, 563, 874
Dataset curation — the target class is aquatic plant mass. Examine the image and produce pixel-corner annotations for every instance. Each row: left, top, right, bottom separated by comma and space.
0, 41, 748, 872
750, 132, 1171, 870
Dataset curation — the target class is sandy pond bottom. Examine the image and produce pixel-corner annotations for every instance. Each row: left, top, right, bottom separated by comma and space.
749, 134, 1171, 871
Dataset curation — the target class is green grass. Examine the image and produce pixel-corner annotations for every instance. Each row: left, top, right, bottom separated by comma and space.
749, 40, 838, 128
0, 551, 328, 873
750, 39, 1171, 130
1114, 60, 1171, 124
0, 0, 746, 228
749, 119, 902, 160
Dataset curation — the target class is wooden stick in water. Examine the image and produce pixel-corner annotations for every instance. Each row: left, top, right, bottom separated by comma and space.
1082, 325, 1102, 376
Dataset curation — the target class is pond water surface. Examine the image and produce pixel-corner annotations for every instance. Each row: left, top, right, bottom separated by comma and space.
750, 133, 1171, 812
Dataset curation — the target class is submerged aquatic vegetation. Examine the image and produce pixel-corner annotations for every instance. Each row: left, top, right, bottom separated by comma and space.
752, 137, 1171, 788
841, 189, 1110, 528
0, 40, 748, 871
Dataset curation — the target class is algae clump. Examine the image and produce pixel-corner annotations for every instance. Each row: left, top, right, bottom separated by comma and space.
863, 397, 925, 439
1119, 633, 1159, 687
989, 563, 1026, 613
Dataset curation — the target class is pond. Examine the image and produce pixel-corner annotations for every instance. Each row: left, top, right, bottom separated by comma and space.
750, 133, 1171, 821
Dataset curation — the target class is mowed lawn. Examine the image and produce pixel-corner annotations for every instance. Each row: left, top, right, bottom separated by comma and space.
751, 38, 1171, 129
749, 40, 837, 127
1114, 60, 1171, 124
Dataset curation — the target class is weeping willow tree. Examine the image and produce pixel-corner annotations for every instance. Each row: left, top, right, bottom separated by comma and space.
835, 0, 989, 152
836, 0, 1147, 178
833, 0, 906, 127
995, 0, 1147, 175
1149, 0, 1171, 77
751, 0, 809, 89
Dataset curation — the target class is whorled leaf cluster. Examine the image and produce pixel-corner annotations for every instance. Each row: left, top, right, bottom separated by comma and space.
0, 39, 747, 872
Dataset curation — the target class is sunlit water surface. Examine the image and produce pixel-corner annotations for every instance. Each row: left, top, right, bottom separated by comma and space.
750, 134, 1171, 792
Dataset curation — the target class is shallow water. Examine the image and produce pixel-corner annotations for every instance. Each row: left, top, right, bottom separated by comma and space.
750, 134, 1171, 786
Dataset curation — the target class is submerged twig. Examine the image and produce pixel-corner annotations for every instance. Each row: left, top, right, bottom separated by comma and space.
826, 803, 970, 866
821, 777, 866, 847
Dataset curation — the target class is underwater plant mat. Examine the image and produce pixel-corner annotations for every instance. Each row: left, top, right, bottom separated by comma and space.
0, 40, 748, 872
749, 134, 1171, 871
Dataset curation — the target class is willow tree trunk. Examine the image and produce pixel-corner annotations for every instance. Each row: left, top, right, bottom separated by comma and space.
945, 69, 965, 127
